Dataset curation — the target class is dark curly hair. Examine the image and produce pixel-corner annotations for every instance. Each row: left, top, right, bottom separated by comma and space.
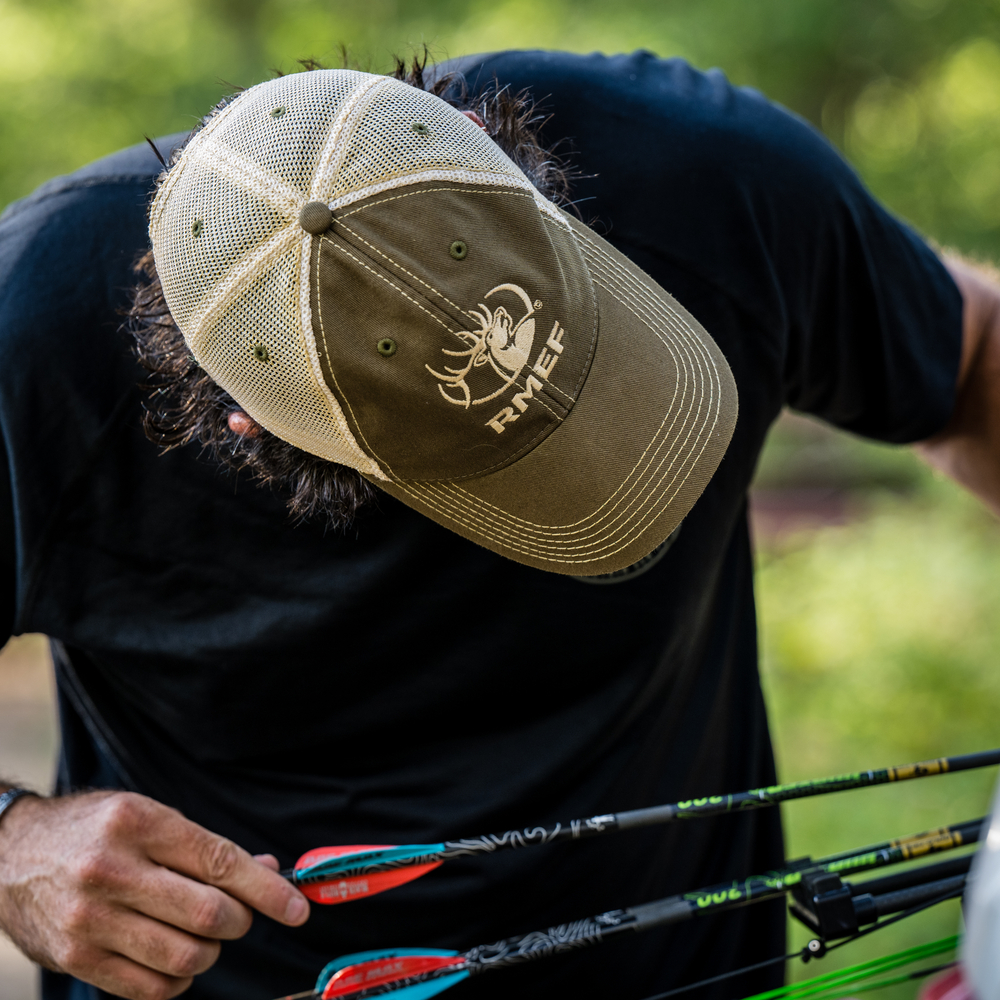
129, 53, 574, 527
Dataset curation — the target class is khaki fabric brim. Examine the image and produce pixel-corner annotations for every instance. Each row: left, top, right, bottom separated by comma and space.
372, 212, 738, 576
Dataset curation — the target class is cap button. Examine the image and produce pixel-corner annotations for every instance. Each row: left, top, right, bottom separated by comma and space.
299, 201, 332, 235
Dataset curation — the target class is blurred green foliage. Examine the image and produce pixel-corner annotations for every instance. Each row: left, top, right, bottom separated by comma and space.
753, 413, 934, 493
755, 443, 1000, 992
3, 0, 1000, 260
4, 2, 1000, 995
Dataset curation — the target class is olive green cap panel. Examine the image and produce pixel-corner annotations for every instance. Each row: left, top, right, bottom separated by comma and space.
310, 182, 598, 482
373, 214, 738, 576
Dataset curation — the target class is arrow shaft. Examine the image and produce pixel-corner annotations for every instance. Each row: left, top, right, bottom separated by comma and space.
460, 818, 982, 973
427, 752, 999, 867
294, 818, 983, 1000
290, 750, 999, 886
612, 749, 999, 831
679, 818, 982, 918
439, 819, 985, 985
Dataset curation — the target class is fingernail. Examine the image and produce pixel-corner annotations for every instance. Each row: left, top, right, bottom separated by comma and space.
285, 895, 308, 924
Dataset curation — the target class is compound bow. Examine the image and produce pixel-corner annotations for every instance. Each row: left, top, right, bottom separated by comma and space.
267, 749, 999, 1000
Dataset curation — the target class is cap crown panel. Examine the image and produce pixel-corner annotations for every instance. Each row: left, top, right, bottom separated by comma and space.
149, 71, 394, 474
195, 251, 367, 465
331, 83, 527, 201
213, 70, 372, 196
311, 183, 597, 481
154, 159, 286, 336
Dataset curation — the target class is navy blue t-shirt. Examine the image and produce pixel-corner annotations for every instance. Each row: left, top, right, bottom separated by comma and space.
0, 51, 961, 1000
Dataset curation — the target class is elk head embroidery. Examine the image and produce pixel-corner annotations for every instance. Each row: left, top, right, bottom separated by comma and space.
426, 284, 538, 408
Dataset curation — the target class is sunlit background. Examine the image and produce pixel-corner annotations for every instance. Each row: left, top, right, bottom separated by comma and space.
2, 1, 1000, 998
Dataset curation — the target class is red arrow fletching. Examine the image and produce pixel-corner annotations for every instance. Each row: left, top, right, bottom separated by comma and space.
294, 845, 443, 905
320, 954, 466, 998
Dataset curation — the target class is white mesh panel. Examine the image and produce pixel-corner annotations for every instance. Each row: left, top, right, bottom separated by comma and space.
153, 158, 287, 332
330, 80, 529, 202
211, 70, 374, 195
195, 246, 379, 472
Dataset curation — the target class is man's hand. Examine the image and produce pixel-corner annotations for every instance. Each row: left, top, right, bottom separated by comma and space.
0, 791, 309, 1000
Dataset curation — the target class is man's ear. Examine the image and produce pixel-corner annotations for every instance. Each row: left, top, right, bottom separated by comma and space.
460, 110, 487, 130
228, 410, 262, 438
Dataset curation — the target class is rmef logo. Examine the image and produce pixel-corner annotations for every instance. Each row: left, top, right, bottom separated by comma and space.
425, 283, 567, 432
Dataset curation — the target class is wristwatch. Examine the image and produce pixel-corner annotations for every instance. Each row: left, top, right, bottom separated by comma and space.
0, 787, 38, 827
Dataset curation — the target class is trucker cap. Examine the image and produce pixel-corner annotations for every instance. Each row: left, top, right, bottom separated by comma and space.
149, 69, 737, 576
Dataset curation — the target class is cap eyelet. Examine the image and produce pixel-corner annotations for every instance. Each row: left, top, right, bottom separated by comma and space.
377, 338, 397, 357
449, 240, 468, 260
253, 343, 270, 363
411, 122, 430, 136
191, 219, 203, 238
270, 106, 286, 118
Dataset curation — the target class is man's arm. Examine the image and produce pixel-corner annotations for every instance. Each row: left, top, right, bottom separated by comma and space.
915, 256, 1000, 513
1, 431, 16, 644
0, 791, 310, 1000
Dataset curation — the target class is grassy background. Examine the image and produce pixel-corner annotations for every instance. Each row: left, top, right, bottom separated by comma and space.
3, 0, 1000, 996
754, 419, 1000, 994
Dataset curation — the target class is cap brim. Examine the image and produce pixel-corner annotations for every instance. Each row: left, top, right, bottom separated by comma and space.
374, 212, 738, 576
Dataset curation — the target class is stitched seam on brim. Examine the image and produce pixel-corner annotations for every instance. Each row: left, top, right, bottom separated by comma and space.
403, 239, 718, 537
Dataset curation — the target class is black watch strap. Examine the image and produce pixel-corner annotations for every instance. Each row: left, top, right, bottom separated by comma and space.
0, 787, 38, 826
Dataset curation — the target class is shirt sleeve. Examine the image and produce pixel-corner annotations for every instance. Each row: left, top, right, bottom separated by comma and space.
0, 134, 183, 647
767, 142, 964, 443
655, 55, 967, 444
627, 55, 967, 444
444, 50, 964, 445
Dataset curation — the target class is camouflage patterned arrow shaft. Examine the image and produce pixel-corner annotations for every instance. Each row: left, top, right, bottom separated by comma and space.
300, 818, 983, 999
457, 817, 984, 975
292, 750, 999, 886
